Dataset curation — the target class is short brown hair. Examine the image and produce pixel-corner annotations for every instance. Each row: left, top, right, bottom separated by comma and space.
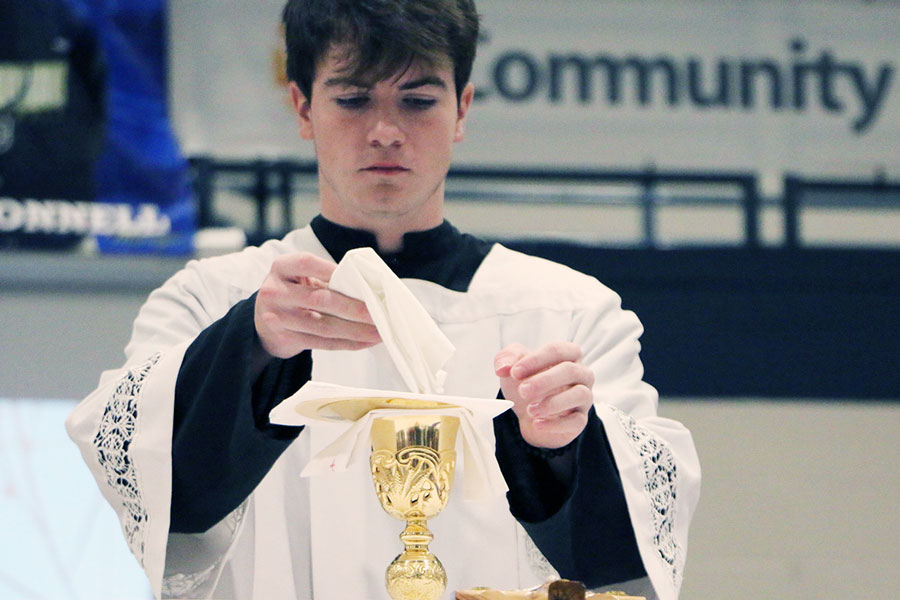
282, 0, 480, 101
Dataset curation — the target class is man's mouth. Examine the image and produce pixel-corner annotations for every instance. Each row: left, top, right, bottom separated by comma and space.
362, 164, 409, 174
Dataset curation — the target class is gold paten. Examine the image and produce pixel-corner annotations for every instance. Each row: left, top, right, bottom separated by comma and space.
321, 397, 456, 421
370, 415, 460, 600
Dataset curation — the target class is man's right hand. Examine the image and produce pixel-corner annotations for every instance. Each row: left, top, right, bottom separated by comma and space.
254, 252, 382, 358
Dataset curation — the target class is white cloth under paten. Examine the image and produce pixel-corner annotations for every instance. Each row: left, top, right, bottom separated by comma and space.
270, 248, 512, 500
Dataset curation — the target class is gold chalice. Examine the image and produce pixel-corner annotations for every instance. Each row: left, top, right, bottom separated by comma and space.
370, 414, 460, 600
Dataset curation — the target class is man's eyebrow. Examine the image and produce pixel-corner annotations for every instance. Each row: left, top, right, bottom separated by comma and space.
321, 76, 448, 90
323, 76, 371, 89
399, 76, 448, 91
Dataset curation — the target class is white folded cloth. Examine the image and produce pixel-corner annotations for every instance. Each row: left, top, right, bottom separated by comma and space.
268, 249, 512, 499
328, 246, 454, 394
269, 381, 511, 500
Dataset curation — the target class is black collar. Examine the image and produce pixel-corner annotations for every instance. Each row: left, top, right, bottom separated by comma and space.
311, 215, 462, 265
309, 215, 491, 292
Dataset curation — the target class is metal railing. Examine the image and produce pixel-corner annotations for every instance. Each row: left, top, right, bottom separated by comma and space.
188, 156, 897, 248
783, 174, 900, 248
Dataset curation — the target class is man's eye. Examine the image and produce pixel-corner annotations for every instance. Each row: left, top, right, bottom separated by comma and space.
336, 96, 369, 109
403, 97, 437, 110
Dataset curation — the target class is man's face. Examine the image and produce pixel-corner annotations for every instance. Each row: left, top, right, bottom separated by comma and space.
289, 47, 474, 235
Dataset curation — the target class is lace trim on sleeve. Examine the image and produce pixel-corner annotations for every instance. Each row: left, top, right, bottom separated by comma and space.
92, 353, 161, 566
161, 563, 218, 599
518, 523, 560, 582
614, 409, 684, 589
162, 500, 249, 598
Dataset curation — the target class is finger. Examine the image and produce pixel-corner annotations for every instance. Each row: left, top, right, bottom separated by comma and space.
297, 308, 381, 343
294, 331, 381, 352
271, 252, 338, 284
256, 277, 376, 335
266, 255, 373, 325
263, 307, 381, 345
298, 285, 376, 325
263, 254, 368, 323
510, 341, 582, 380
517, 361, 594, 403
530, 410, 589, 448
494, 343, 529, 377
526, 384, 593, 420
263, 326, 381, 358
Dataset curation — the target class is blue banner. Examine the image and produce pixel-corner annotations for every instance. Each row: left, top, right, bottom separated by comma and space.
0, 0, 195, 254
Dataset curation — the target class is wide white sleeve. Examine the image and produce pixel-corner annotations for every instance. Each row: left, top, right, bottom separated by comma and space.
570, 289, 701, 600
64, 260, 254, 599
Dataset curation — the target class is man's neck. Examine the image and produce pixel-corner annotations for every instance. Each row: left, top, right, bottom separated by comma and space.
319, 211, 443, 254
373, 228, 405, 254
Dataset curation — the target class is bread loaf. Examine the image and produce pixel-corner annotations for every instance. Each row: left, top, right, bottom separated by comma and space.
548, 579, 586, 600
454, 581, 644, 600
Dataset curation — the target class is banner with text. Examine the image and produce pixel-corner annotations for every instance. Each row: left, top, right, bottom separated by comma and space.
168, 0, 900, 184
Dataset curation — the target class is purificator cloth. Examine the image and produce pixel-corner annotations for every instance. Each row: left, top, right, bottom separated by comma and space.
269, 249, 512, 499
328, 246, 455, 394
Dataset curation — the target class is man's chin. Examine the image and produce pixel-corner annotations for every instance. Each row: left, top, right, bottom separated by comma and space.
356, 190, 416, 211
358, 202, 416, 220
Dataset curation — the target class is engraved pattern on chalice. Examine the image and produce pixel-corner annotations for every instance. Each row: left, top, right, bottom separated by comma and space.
370, 415, 459, 600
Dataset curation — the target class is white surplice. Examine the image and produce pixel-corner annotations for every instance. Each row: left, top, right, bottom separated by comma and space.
66, 225, 700, 600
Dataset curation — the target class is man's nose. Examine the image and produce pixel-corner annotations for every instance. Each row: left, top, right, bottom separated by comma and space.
367, 115, 405, 147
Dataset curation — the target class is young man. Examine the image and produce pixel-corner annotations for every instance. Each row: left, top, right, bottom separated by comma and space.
67, 1, 700, 599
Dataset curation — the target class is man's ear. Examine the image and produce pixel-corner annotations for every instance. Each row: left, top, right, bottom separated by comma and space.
454, 82, 475, 143
288, 82, 314, 140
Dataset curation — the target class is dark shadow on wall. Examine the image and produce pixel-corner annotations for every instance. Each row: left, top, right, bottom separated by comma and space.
503, 243, 900, 400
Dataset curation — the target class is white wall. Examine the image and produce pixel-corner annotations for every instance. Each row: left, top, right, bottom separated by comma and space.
662, 400, 900, 599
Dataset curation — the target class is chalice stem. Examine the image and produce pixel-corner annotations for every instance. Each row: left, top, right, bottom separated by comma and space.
400, 516, 434, 552
384, 515, 447, 600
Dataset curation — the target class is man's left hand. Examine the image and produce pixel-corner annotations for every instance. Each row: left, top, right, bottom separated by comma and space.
494, 342, 595, 449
